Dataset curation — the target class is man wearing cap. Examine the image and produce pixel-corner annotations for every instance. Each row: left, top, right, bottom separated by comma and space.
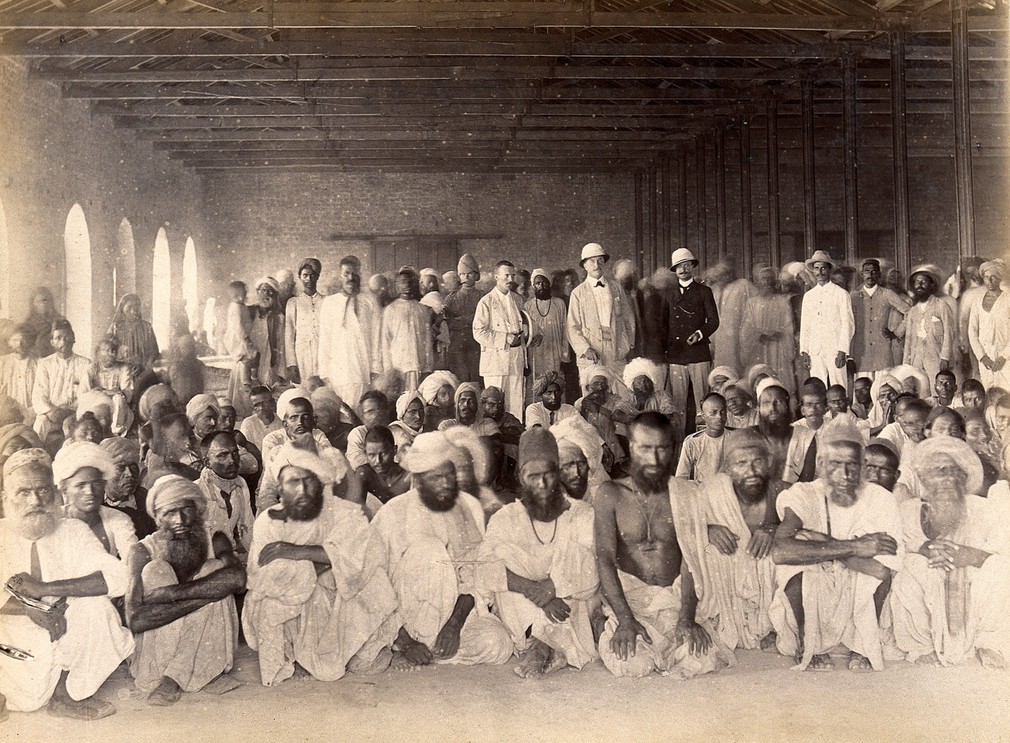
567, 242, 636, 387
319, 255, 384, 407
651, 248, 720, 427
101, 436, 157, 538
484, 428, 600, 679
0, 448, 134, 720
284, 257, 324, 384
850, 258, 910, 376
526, 371, 578, 430
250, 276, 286, 387
371, 431, 513, 669
696, 430, 785, 651
126, 475, 246, 705
243, 450, 398, 685
770, 420, 903, 671
899, 264, 956, 387
525, 269, 569, 383
887, 436, 1009, 668
56, 442, 137, 559
799, 250, 855, 391
444, 253, 483, 383
473, 261, 528, 422
594, 412, 731, 678
383, 268, 435, 391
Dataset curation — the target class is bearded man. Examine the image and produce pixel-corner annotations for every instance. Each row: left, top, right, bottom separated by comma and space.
371, 432, 513, 670
751, 380, 816, 484
125, 475, 246, 705
484, 428, 600, 679
524, 269, 570, 382
197, 431, 254, 557
0, 449, 133, 720
900, 264, 956, 385
594, 412, 732, 678
770, 422, 903, 672
244, 450, 398, 685
697, 430, 785, 650
888, 437, 1009, 668
558, 439, 591, 501
525, 371, 578, 430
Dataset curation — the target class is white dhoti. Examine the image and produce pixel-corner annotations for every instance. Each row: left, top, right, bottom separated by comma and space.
598, 571, 732, 679
130, 559, 239, 693
0, 597, 134, 712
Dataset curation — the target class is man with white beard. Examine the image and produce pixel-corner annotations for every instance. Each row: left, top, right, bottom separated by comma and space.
0, 448, 133, 721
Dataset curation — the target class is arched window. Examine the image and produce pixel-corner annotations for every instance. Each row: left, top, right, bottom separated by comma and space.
0, 197, 9, 319
183, 236, 198, 333
64, 203, 93, 355
116, 218, 137, 307
152, 227, 171, 348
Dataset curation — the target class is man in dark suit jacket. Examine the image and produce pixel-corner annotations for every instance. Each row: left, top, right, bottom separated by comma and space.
649, 249, 720, 430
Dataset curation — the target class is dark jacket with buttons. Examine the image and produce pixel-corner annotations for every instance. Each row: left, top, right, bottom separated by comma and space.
646, 280, 720, 365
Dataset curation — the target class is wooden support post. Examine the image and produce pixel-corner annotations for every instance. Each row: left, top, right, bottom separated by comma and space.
891, 30, 911, 275
740, 118, 753, 278
678, 145, 689, 249
715, 128, 727, 262
661, 153, 672, 273
952, 0, 976, 259
634, 170, 644, 276
842, 55, 859, 265
766, 99, 781, 266
802, 79, 817, 255
696, 137, 707, 259
648, 164, 659, 275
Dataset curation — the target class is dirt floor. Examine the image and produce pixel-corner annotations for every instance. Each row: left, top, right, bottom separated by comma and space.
2, 645, 1008, 743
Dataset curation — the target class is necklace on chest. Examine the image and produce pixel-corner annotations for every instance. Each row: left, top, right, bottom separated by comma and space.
528, 510, 558, 545
628, 482, 669, 552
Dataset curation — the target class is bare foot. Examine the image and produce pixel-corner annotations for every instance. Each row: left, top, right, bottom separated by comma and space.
978, 648, 1007, 670
514, 638, 553, 680
807, 654, 834, 671
202, 674, 244, 695
348, 647, 392, 675
543, 647, 568, 675
760, 631, 778, 652
914, 652, 941, 666
48, 696, 116, 720
147, 677, 182, 707
847, 652, 873, 673
390, 650, 424, 672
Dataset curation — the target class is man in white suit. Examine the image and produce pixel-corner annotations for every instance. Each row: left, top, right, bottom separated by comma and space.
799, 250, 854, 391
318, 255, 383, 407
566, 243, 636, 389
473, 261, 528, 421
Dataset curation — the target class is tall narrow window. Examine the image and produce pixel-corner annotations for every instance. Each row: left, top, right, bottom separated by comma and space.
64, 203, 93, 355
183, 237, 198, 333
116, 218, 137, 305
152, 227, 171, 348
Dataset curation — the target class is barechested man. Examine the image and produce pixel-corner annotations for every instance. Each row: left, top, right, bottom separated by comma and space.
125, 475, 247, 705
698, 429, 785, 651
594, 411, 731, 678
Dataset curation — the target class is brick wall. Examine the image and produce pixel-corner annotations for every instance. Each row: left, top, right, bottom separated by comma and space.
0, 59, 208, 352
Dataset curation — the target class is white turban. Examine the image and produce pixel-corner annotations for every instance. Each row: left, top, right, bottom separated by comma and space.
755, 377, 787, 403
53, 441, 116, 486
558, 439, 587, 467
2, 448, 52, 484
530, 268, 551, 284
909, 436, 984, 496
442, 426, 491, 485
396, 390, 425, 421
419, 370, 460, 406
273, 446, 337, 486
551, 416, 606, 482
580, 364, 617, 396
420, 290, 445, 314
254, 276, 281, 294
623, 357, 665, 393
707, 365, 739, 390
147, 474, 206, 519
277, 387, 311, 420
401, 431, 461, 475
185, 393, 220, 425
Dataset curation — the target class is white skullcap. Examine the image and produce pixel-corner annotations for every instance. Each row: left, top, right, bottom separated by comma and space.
53, 441, 116, 485
277, 387, 311, 419
756, 377, 788, 402
2, 448, 52, 483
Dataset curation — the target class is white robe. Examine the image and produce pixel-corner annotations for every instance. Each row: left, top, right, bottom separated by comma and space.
675, 431, 725, 481
0, 353, 36, 424
382, 299, 434, 377
799, 282, 854, 389
284, 292, 324, 380
31, 352, 92, 438
0, 518, 133, 712
243, 498, 398, 685
318, 292, 383, 406
483, 499, 599, 668
371, 491, 512, 665
770, 480, 903, 670
198, 469, 254, 554
887, 496, 1010, 666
